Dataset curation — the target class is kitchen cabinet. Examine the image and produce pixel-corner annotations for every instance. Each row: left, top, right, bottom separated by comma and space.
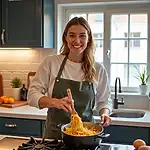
0, 117, 42, 137
103, 125, 149, 145
0, 0, 54, 48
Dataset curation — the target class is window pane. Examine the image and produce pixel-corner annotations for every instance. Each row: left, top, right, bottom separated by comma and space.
88, 13, 104, 63
130, 14, 147, 38
111, 15, 128, 38
111, 40, 128, 63
129, 64, 147, 86
129, 40, 147, 63
111, 64, 127, 86
94, 40, 103, 62
88, 14, 104, 37
70, 14, 87, 20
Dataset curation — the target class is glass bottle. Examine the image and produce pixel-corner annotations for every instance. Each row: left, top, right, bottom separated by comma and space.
20, 84, 28, 101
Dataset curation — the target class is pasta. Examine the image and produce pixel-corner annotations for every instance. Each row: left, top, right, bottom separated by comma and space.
64, 114, 99, 136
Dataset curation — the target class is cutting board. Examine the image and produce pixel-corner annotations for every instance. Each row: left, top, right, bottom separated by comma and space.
0, 100, 28, 108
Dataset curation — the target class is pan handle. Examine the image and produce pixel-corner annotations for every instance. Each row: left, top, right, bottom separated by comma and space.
96, 132, 110, 139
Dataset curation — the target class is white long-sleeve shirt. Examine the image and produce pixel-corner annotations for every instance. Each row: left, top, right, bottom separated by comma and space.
27, 54, 112, 113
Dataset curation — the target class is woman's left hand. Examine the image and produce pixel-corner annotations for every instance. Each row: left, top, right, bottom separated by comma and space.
100, 114, 112, 127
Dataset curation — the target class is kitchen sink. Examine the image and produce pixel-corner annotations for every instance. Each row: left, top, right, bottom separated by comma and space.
110, 110, 145, 118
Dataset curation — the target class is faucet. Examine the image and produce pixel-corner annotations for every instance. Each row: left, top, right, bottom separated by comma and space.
113, 77, 124, 109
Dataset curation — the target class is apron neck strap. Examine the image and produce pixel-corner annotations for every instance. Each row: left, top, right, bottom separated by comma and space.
57, 55, 68, 79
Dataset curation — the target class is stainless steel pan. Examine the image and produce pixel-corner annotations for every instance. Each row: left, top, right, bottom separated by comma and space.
60, 122, 110, 148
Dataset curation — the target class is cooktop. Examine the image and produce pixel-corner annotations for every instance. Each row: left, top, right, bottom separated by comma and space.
17, 137, 111, 150
0, 136, 134, 150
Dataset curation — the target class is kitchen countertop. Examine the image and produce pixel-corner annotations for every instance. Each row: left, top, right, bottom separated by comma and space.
0, 135, 135, 150
0, 105, 150, 127
0, 105, 47, 120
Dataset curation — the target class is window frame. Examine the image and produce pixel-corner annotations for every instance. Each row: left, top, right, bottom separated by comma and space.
58, 3, 150, 93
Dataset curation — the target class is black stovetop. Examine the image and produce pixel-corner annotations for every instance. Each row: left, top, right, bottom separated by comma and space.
17, 137, 111, 150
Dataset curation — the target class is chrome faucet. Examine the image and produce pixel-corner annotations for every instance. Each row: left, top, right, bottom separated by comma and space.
113, 77, 124, 109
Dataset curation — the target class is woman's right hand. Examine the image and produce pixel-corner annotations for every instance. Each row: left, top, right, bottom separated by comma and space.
53, 96, 74, 113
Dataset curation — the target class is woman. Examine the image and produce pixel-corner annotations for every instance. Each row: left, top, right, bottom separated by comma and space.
27, 17, 112, 139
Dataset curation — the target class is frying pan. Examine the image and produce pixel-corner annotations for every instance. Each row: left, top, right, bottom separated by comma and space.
60, 122, 110, 148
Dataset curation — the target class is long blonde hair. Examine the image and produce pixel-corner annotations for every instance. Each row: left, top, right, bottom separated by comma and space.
60, 17, 96, 82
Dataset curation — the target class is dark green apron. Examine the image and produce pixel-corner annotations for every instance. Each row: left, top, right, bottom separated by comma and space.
43, 55, 95, 139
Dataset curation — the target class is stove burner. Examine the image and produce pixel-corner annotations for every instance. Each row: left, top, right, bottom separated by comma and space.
17, 137, 111, 150
17, 136, 62, 150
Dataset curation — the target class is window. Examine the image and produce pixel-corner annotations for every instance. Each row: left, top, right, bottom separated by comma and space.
111, 14, 147, 87
61, 4, 150, 92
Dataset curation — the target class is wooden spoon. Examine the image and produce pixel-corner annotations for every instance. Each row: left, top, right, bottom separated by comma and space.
67, 88, 77, 114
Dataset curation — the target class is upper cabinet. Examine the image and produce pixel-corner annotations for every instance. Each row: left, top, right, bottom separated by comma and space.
0, 0, 54, 48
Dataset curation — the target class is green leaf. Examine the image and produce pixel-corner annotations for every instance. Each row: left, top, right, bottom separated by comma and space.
134, 66, 150, 85
10, 77, 22, 88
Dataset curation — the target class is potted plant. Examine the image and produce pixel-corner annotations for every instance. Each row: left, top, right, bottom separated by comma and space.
134, 66, 150, 94
11, 77, 22, 100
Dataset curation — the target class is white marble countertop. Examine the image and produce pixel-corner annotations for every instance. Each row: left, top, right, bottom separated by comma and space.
0, 105, 47, 120
0, 105, 150, 127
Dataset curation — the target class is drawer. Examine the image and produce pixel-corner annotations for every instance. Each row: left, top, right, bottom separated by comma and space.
0, 117, 41, 137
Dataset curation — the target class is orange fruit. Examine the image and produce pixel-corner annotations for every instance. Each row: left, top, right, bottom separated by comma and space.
0, 97, 3, 103
138, 145, 150, 150
133, 139, 146, 149
8, 98, 15, 104
1, 96, 8, 100
3, 98, 9, 104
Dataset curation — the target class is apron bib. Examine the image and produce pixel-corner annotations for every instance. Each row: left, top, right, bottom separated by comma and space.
43, 55, 95, 139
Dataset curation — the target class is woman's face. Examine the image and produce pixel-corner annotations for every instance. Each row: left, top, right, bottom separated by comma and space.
65, 24, 89, 55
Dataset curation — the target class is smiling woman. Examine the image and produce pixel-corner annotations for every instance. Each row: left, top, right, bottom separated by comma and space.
27, 16, 112, 140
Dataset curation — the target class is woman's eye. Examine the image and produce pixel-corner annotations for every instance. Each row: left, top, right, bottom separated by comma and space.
69, 35, 74, 37
80, 35, 86, 38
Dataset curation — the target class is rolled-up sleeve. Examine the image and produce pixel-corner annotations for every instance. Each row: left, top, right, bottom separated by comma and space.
95, 64, 112, 113
27, 57, 50, 108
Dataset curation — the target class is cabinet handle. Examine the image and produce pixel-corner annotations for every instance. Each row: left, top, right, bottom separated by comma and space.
5, 123, 17, 128
1, 29, 5, 45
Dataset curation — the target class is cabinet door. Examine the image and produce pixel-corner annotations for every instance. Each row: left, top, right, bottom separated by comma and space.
1, 0, 42, 47
0, 117, 41, 137
103, 125, 149, 145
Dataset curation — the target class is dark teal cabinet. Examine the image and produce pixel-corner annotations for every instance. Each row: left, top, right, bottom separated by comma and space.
0, 117, 42, 137
103, 125, 149, 145
0, 0, 54, 48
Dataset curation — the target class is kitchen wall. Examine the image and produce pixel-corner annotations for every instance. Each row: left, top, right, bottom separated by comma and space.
111, 93, 149, 110
0, 48, 56, 97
